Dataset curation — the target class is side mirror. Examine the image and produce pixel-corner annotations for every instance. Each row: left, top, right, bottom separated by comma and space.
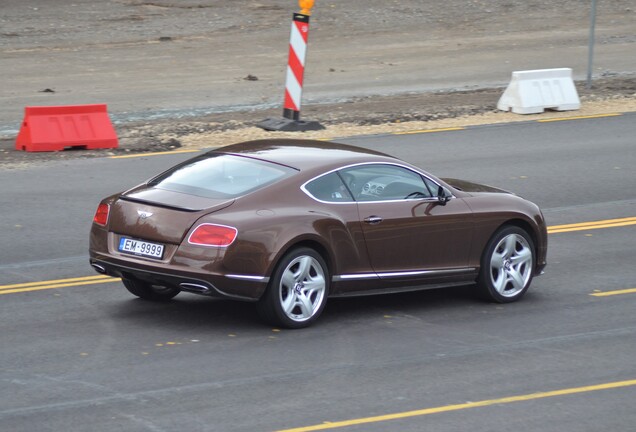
437, 186, 452, 205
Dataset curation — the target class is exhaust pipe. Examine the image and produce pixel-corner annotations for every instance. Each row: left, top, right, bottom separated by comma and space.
91, 263, 107, 274
179, 282, 212, 294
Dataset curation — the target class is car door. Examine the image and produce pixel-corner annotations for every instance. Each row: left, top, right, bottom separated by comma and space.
341, 164, 474, 278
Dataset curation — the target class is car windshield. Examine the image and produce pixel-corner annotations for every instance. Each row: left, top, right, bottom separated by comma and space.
148, 154, 297, 199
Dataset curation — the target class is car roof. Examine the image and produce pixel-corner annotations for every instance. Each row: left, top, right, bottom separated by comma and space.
211, 139, 397, 172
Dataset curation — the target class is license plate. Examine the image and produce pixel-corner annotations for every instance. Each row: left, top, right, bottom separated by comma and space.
118, 237, 164, 259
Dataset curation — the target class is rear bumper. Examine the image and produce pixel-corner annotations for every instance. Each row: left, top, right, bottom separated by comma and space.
90, 256, 268, 301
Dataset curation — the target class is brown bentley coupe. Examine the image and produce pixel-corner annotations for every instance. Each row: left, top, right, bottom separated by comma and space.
90, 139, 547, 328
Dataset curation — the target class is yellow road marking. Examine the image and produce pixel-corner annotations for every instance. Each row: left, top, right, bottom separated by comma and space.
547, 216, 636, 234
537, 113, 622, 123
0, 275, 117, 295
109, 149, 201, 159
395, 127, 465, 135
277, 378, 636, 432
1, 216, 634, 295
590, 288, 636, 297
390, 114, 622, 136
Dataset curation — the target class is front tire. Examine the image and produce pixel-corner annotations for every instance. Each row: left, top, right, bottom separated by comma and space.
122, 278, 180, 302
257, 247, 329, 329
477, 226, 535, 303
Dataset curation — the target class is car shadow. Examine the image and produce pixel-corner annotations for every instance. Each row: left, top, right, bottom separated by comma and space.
324, 282, 546, 325
107, 295, 262, 331
325, 284, 478, 316
104, 283, 499, 331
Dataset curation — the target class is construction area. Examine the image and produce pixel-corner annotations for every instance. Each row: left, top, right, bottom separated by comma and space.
1, 0, 635, 163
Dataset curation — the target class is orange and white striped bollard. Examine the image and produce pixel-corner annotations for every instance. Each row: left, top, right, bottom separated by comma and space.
258, 0, 324, 131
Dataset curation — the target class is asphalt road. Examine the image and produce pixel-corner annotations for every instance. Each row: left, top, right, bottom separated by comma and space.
1, 114, 635, 431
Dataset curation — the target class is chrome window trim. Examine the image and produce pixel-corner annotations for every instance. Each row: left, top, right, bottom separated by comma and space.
355, 196, 451, 205
301, 162, 455, 205
300, 168, 357, 205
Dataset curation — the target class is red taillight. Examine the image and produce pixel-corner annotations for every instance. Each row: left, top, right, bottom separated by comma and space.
188, 223, 238, 247
93, 203, 110, 226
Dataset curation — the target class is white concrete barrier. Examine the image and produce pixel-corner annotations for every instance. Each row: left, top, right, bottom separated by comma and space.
497, 68, 581, 114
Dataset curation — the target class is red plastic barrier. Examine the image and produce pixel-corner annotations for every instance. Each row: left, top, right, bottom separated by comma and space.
15, 104, 119, 152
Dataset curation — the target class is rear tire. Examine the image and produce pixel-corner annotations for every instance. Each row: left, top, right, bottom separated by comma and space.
477, 226, 535, 303
122, 278, 180, 302
257, 247, 329, 329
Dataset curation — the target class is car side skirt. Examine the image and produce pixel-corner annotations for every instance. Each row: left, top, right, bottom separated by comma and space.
333, 267, 476, 281
331, 267, 478, 297
330, 281, 477, 298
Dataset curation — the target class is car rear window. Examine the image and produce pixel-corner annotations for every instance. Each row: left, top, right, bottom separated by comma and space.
148, 154, 297, 199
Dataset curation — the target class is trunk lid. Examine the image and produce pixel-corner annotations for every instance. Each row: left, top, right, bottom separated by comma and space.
109, 187, 234, 244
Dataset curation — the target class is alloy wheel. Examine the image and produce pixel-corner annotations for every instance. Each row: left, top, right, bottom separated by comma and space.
278, 255, 327, 322
489, 233, 533, 298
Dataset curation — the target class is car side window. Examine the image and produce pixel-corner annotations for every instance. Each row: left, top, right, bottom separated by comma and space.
304, 172, 354, 203
341, 164, 433, 201
423, 177, 440, 197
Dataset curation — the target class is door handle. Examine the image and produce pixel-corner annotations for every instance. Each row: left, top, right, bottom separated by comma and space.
364, 216, 383, 225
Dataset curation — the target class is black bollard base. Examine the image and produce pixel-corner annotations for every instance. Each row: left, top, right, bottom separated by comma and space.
257, 117, 325, 132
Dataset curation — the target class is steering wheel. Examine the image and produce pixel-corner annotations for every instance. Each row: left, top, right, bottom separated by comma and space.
404, 191, 429, 199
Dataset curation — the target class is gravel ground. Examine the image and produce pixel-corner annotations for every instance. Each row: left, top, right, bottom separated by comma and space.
2, 76, 635, 168
1, 0, 634, 166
